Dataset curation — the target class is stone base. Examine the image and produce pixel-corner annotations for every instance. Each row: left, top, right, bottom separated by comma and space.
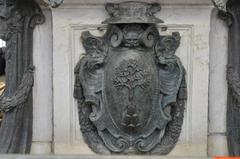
0, 155, 211, 159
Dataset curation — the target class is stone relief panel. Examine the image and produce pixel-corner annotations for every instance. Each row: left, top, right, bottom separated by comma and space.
73, 1, 187, 150
52, 5, 211, 156
57, 24, 192, 154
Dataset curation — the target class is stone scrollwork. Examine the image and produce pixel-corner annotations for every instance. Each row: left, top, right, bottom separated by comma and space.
0, 0, 44, 153
74, 1, 187, 154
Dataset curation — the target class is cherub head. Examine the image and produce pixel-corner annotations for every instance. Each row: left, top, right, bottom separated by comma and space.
122, 24, 144, 47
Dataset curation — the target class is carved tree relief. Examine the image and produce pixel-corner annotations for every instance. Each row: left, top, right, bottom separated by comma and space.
74, 2, 187, 154
113, 59, 151, 129
0, 0, 44, 153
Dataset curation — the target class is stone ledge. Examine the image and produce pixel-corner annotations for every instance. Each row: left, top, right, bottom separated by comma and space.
0, 155, 211, 159
59, 0, 212, 5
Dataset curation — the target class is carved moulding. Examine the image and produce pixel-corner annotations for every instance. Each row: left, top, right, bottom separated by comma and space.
0, 0, 44, 153
74, 1, 187, 154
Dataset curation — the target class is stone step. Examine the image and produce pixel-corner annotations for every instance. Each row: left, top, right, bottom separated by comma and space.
0, 155, 212, 159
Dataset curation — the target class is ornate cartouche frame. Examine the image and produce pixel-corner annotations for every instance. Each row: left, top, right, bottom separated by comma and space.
0, 0, 44, 153
74, 2, 187, 154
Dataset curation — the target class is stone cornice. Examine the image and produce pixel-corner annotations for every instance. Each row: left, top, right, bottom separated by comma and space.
37, 0, 213, 8
61, 0, 212, 5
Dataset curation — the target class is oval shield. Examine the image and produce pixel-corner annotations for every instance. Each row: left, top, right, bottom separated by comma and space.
103, 48, 159, 135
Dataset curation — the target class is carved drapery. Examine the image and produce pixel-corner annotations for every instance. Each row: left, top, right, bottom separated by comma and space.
0, 0, 44, 153
74, 2, 187, 155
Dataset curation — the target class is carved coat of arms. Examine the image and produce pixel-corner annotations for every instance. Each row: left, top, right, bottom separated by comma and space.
74, 1, 187, 154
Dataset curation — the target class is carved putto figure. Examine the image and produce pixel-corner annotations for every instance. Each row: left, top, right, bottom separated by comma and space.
74, 1, 187, 154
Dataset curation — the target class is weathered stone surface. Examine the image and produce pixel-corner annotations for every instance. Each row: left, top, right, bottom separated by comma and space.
208, 8, 228, 157
32, 9, 53, 154
31, 142, 52, 154
209, 8, 228, 133
208, 134, 228, 156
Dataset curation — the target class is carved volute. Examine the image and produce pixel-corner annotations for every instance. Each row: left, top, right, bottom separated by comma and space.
74, 1, 187, 154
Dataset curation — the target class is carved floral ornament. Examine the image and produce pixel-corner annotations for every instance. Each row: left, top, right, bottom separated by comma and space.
74, 1, 187, 154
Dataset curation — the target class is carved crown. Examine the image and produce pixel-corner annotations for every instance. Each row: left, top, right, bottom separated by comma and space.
102, 1, 164, 24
